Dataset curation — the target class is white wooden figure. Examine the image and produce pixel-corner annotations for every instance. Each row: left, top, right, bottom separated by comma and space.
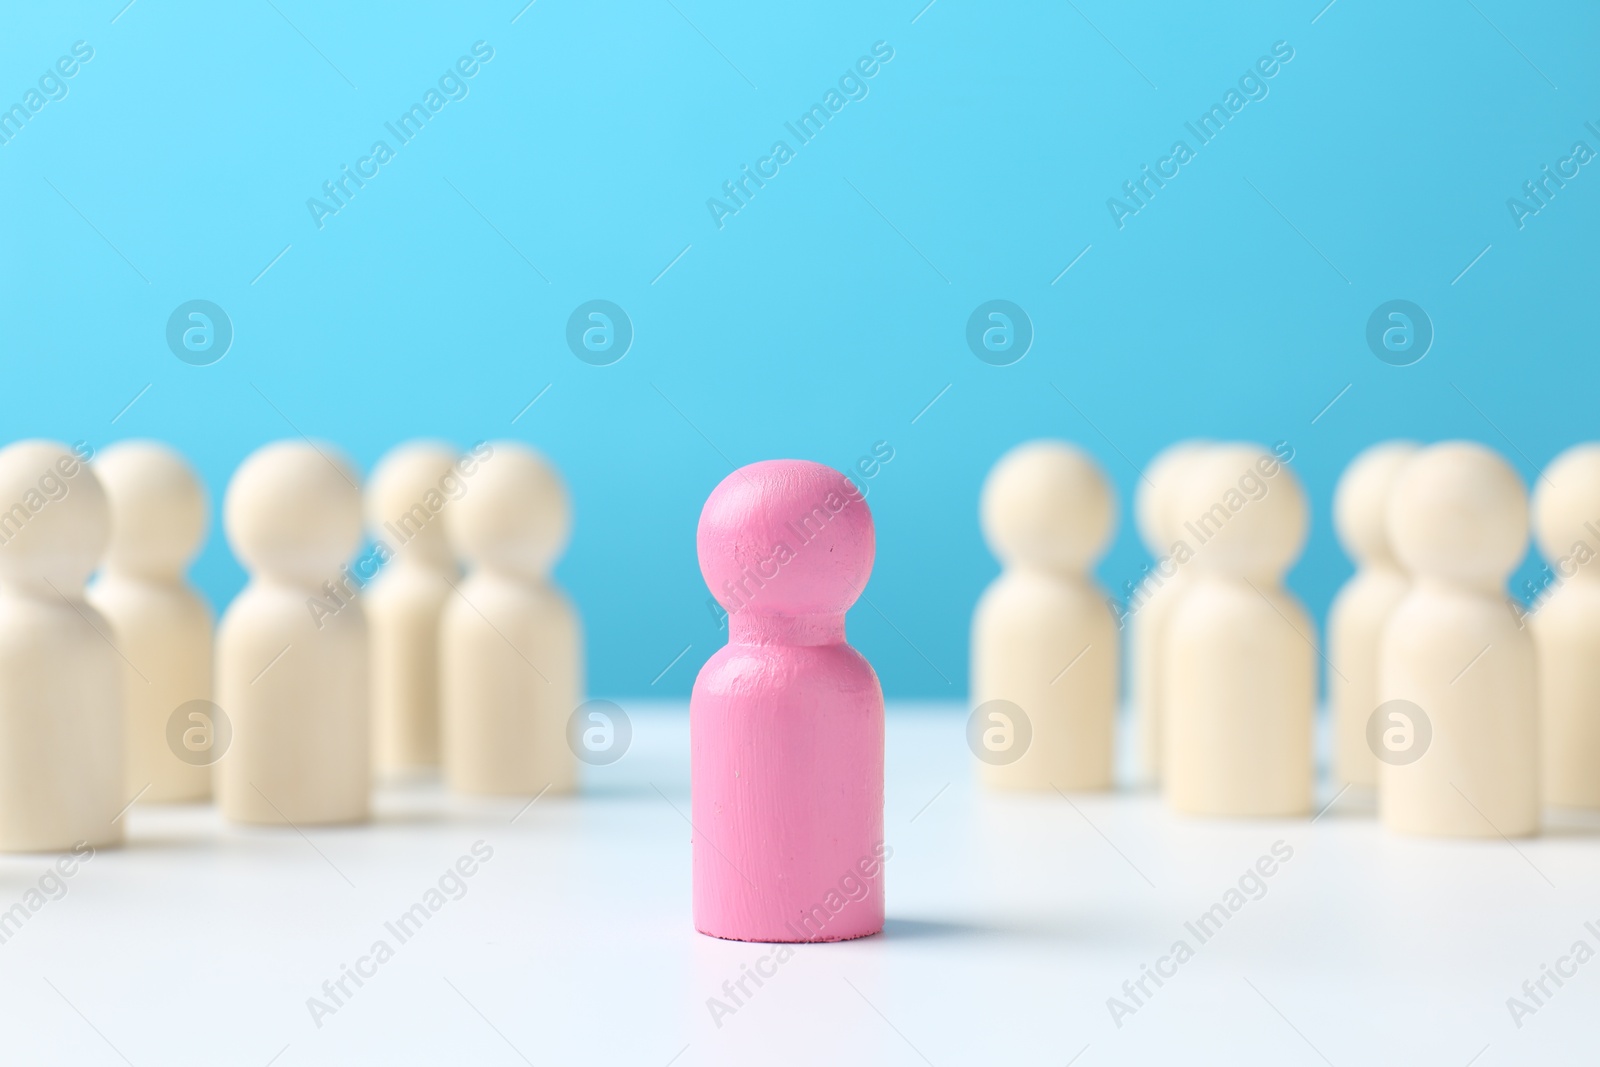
971, 441, 1118, 790
1379, 441, 1537, 837
1530, 444, 1600, 808
441, 442, 579, 796
366, 441, 459, 776
0, 440, 124, 850
217, 441, 369, 825
1328, 441, 1418, 789
1164, 443, 1312, 817
88, 441, 213, 803
1130, 441, 1210, 785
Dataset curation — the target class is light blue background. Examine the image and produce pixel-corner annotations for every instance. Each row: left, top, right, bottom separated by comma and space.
2, 0, 1595, 698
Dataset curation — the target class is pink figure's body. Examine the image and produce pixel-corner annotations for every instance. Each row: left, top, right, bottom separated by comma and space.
692, 460, 886, 943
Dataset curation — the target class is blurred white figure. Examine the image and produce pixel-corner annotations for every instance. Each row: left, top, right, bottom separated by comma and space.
1164, 443, 1312, 817
1129, 441, 1210, 786
1530, 444, 1600, 808
366, 441, 460, 776
971, 441, 1118, 790
1379, 442, 1537, 837
217, 441, 369, 825
1328, 442, 1418, 789
441, 442, 580, 796
0, 440, 124, 850
90, 441, 214, 802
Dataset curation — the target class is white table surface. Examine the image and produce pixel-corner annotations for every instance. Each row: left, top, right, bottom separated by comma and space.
2, 703, 1595, 1067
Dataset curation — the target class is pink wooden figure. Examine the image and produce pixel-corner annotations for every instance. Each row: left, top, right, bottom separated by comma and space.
693, 460, 886, 942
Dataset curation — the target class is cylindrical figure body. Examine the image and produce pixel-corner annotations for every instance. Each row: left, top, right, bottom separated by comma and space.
1329, 564, 1409, 788
693, 459, 885, 942
1533, 581, 1600, 806
1129, 574, 1192, 783
217, 580, 370, 823
368, 562, 451, 773
0, 592, 126, 850
90, 575, 212, 802
694, 621, 885, 941
1165, 576, 1315, 816
1379, 583, 1537, 834
441, 575, 579, 794
972, 573, 1117, 788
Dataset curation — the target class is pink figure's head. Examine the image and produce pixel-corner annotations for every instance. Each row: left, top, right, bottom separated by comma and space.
697, 460, 875, 643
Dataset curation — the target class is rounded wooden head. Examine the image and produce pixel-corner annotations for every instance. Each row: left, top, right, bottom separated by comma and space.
1177, 443, 1307, 579
0, 439, 109, 588
367, 440, 458, 566
1388, 441, 1527, 588
981, 440, 1114, 572
444, 442, 569, 578
698, 459, 874, 619
224, 440, 362, 584
1532, 443, 1600, 577
1135, 440, 1208, 554
1333, 440, 1419, 568
97, 440, 208, 578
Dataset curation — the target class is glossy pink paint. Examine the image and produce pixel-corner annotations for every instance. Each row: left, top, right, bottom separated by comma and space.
692, 460, 885, 943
